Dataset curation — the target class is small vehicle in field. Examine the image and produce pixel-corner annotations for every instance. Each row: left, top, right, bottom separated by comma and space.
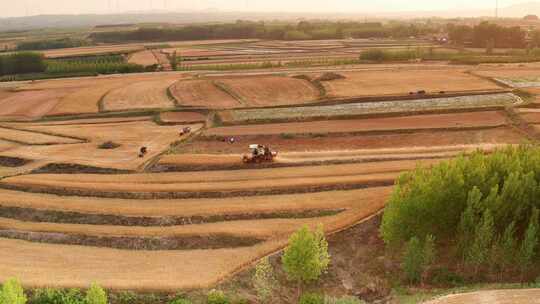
139, 146, 148, 158
179, 127, 192, 136
242, 144, 278, 164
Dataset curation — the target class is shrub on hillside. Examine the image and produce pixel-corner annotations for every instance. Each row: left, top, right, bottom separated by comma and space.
84, 283, 107, 304
30, 288, 84, 304
206, 290, 230, 304
282, 225, 330, 285
0, 278, 26, 304
299, 293, 324, 304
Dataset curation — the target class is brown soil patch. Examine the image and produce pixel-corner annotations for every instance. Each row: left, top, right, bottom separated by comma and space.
159, 112, 207, 124
178, 127, 524, 154
206, 111, 508, 137
128, 50, 158, 66
321, 70, 500, 98
217, 76, 320, 107
474, 68, 540, 79
520, 112, 540, 124
169, 79, 240, 108
102, 77, 178, 111
424, 289, 540, 304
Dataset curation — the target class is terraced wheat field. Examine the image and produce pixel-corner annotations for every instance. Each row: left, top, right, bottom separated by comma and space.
0, 61, 534, 292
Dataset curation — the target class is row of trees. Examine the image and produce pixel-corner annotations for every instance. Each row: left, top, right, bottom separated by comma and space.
447, 22, 527, 48
0, 279, 107, 304
16, 38, 89, 51
90, 20, 437, 43
0, 52, 46, 76
382, 145, 540, 281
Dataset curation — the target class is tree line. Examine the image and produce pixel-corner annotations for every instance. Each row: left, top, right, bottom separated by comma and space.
447, 21, 528, 48
0, 52, 46, 76
90, 20, 437, 43
16, 38, 89, 51
382, 145, 540, 283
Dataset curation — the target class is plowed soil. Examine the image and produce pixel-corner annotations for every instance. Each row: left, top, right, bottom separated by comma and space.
206, 111, 508, 137
169, 79, 240, 108
321, 70, 500, 98
217, 76, 320, 107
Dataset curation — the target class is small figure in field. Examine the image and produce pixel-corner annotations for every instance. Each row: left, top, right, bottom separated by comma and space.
179, 127, 191, 136
139, 146, 148, 158
229, 137, 235, 144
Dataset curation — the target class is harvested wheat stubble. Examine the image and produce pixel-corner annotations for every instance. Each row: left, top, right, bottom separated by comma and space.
0, 204, 343, 227
424, 289, 540, 304
169, 79, 241, 108
102, 77, 179, 111
220, 93, 518, 124
0, 186, 389, 291
22, 116, 152, 126
177, 127, 525, 154
128, 50, 159, 66
0, 122, 202, 170
321, 69, 500, 98
158, 144, 502, 170
0, 140, 18, 153
0, 89, 78, 120
216, 76, 320, 107
0, 127, 83, 145
0, 160, 441, 199
159, 112, 207, 124
0, 172, 398, 198
208, 111, 508, 137
0, 229, 262, 250
0, 187, 389, 218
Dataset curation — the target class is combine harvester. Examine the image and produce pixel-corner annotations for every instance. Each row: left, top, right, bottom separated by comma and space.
242, 144, 278, 164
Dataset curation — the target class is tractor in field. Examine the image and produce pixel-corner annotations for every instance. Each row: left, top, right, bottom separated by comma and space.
242, 144, 278, 164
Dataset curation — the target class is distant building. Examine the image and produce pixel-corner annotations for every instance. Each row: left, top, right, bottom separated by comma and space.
524, 15, 539, 21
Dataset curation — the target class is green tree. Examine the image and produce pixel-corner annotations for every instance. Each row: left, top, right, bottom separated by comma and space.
466, 210, 495, 276
252, 257, 276, 303
402, 236, 424, 284
0, 278, 26, 304
519, 208, 539, 282
282, 225, 330, 298
85, 283, 107, 304
422, 234, 437, 283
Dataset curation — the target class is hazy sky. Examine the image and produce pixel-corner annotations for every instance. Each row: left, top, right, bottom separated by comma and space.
0, 0, 532, 17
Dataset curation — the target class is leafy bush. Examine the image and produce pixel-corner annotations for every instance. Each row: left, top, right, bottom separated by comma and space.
253, 257, 276, 303
206, 290, 230, 304
114, 291, 137, 304
299, 293, 324, 304
0, 278, 27, 304
30, 288, 84, 304
282, 225, 330, 284
169, 297, 191, 304
84, 283, 107, 304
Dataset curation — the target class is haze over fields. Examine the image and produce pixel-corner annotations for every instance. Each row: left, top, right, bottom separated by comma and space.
1, 0, 540, 17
